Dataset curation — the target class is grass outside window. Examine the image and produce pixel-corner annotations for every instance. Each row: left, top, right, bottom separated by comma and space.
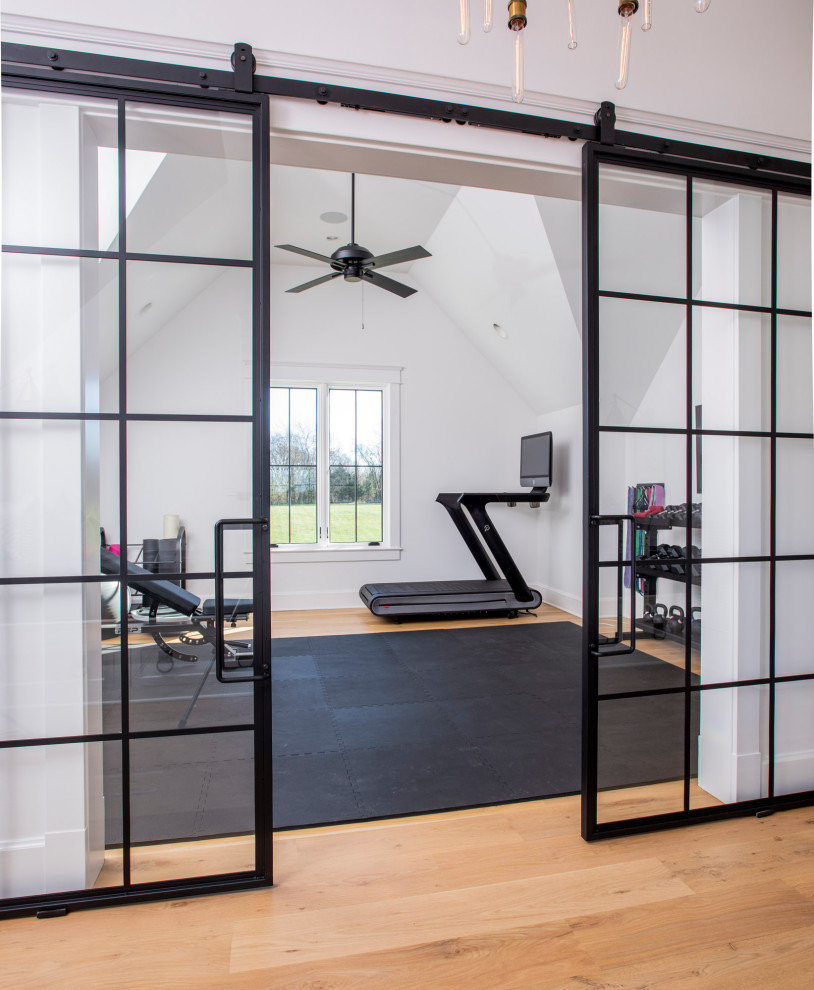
270, 503, 382, 545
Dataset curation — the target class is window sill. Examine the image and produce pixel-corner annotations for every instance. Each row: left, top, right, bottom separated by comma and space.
270, 545, 402, 564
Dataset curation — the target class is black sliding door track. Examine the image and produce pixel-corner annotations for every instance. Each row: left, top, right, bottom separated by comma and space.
2, 41, 810, 180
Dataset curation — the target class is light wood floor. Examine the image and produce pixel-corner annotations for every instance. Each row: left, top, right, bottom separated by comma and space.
270, 601, 577, 637
4, 606, 734, 988
5, 791, 814, 989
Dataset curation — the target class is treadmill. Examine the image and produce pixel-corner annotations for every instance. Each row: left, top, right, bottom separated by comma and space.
359, 489, 548, 619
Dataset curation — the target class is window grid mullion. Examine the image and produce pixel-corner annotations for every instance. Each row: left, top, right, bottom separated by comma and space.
287, 387, 293, 545
319, 384, 330, 547
353, 390, 359, 544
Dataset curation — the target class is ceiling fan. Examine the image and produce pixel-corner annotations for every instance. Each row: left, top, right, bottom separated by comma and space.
275, 173, 431, 298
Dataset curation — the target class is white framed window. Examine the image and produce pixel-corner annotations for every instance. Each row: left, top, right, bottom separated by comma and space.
269, 363, 402, 562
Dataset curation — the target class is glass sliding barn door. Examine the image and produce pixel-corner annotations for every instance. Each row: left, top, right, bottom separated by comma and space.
0, 82, 271, 914
582, 142, 812, 839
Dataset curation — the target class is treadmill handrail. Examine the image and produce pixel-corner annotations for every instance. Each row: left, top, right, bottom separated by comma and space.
435, 491, 549, 605
435, 493, 500, 581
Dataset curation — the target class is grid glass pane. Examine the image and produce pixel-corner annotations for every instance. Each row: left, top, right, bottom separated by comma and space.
126, 262, 252, 416
291, 467, 317, 543
598, 165, 686, 299
270, 467, 290, 543
776, 438, 814, 557
777, 315, 813, 435
357, 466, 383, 542
290, 389, 317, 464
329, 465, 357, 543
598, 297, 686, 430
692, 181, 772, 308
125, 103, 253, 260
1, 254, 119, 414
270, 388, 291, 466
692, 685, 769, 808
776, 560, 814, 677
356, 390, 383, 464
691, 308, 771, 433
0, 582, 120, 741
777, 193, 812, 313
0, 741, 122, 898
2, 89, 118, 252
696, 562, 770, 684
596, 693, 685, 823
0, 418, 118, 579
329, 389, 356, 465
598, 432, 686, 520
127, 420, 252, 574
121, 731, 255, 880
774, 680, 814, 797
329, 388, 384, 544
695, 436, 770, 559
126, 568, 255, 734
269, 387, 317, 545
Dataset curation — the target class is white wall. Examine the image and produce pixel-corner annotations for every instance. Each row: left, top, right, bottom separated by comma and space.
268, 263, 540, 610
533, 403, 582, 616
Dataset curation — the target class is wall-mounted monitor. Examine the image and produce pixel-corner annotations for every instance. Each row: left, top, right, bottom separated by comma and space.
520, 431, 552, 490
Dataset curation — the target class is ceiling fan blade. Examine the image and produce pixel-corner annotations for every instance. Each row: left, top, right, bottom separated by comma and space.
363, 270, 417, 298
286, 272, 342, 293
367, 245, 432, 270
275, 243, 334, 264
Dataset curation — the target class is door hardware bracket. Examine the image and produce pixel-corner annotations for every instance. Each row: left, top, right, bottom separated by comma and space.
231, 42, 256, 92
595, 101, 616, 145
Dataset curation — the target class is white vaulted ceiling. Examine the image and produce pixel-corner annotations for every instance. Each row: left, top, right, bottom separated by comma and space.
268, 164, 583, 414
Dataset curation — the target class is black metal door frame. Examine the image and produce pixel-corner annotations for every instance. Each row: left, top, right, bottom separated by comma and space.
581, 141, 813, 840
0, 66, 272, 919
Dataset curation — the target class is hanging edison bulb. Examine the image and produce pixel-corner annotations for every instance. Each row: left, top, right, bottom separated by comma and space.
484, 0, 493, 32
458, 0, 471, 44
641, 0, 652, 31
616, 1, 639, 90
695, 0, 711, 11
512, 29, 525, 101
567, 0, 578, 49
508, 1, 528, 103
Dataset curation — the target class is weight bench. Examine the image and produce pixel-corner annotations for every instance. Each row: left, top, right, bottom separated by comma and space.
100, 546, 255, 727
